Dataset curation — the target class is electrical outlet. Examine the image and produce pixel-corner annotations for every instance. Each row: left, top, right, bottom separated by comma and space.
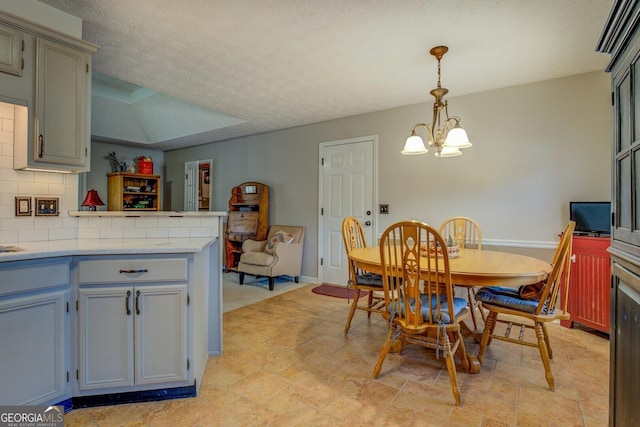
380, 204, 389, 214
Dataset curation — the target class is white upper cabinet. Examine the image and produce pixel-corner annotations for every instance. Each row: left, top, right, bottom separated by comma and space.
0, 11, 98, 173
0, 23, 22, 76
32, 38, 90, 169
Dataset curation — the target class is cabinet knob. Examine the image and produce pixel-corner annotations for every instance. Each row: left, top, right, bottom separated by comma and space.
571, 254, 576, 263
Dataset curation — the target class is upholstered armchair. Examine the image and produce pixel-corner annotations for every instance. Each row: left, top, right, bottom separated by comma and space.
237, 225, 305, 290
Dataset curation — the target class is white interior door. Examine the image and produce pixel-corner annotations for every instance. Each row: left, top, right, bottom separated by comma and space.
319, 137, 376, 286
184, 161, 198, 211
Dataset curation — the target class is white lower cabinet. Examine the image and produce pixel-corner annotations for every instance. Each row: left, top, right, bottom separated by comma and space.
0, 258, 70, 406
75, 255, 191, 394
78, 284, 188, 390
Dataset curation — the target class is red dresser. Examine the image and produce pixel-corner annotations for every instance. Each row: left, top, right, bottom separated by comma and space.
561, 235, 611, 333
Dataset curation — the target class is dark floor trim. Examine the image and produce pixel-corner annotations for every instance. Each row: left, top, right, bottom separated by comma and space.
71, 383, 196, 409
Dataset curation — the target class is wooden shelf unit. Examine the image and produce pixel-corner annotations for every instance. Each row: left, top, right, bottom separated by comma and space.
107, 172, 161, 211
224, 182, 268, 272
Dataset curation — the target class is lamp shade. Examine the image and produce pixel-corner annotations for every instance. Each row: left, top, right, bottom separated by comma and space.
444, 126, 471, 148
81, 189, 105, 211
434, 145, 462, 158
401, 135, 428, 155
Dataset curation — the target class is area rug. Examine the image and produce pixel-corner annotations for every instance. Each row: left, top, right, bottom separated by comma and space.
311, 284, 368, 299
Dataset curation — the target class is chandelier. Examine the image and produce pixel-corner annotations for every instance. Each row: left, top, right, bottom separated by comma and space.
401, 46, 471, 158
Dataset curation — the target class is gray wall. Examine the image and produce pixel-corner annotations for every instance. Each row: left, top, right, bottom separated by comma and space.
160, 71, 611, 280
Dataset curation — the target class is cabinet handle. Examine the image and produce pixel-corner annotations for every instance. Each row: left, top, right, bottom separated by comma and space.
38, 135, 43, 158
119, 269, 149, 274
21, 58, 24, 70
135, 290, 141, 315
125, 290, 131, 315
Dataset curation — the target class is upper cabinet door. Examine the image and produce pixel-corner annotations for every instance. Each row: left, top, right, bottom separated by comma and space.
0, 23, 22, 76
34, 38, 90, 168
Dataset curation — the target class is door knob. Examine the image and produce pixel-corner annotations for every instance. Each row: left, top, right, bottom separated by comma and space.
365, 221, 371, 226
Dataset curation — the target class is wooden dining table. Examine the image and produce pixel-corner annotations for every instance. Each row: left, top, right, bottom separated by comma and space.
348, 246, 552, 339
348, 246, 552, 288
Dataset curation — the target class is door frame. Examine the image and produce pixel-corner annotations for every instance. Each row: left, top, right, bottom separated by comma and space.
184, 159, 213, 211
317, 135, 378, 285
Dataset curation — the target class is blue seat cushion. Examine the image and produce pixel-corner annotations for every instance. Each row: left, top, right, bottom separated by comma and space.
418, 295, 468, 323
476, 286, 540, 314
389, 295, 467, 323
355, 272, 383, 287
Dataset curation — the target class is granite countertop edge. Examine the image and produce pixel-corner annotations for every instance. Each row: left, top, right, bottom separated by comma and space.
0, 237, 218, 262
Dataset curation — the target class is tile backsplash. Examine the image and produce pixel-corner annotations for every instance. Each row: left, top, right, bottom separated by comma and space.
0, 102, 79, 244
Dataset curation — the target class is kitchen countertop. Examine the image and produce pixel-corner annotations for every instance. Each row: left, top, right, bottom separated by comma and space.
69, 211, 227, 217
0, 237, 218, 262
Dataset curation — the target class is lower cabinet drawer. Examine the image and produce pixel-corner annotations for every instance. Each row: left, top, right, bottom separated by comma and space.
77, 257, 188, 284
0, 258, 69, 296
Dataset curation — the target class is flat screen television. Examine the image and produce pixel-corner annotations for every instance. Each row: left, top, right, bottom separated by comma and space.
569, 201, 611, 235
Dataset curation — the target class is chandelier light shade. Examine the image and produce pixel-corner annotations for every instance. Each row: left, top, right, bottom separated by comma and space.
81, 189, 105, 211
401, 46, 472, 157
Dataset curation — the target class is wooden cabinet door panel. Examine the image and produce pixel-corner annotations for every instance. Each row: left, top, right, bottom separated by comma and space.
135, 285, 188, 385
0, 289, 67, 405
78, 287, 134, 390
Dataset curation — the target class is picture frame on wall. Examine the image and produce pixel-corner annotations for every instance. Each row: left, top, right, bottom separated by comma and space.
15, 196, 31, 216
35, 197, 59, 216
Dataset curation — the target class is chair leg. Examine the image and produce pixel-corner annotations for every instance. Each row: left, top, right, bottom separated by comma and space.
535, 322, 555, 391
478, 311, 497, 364
449, 332, 469, 373
344, 290, 361, 334
268, 277, 275, 291
366, 292, 374, 318
372, 337, 393, 378
473, 287, 487, 323
442, 334, 462, 406
541, 322, 553, 359
467, 288, 479, 330
239, 272, 245, 284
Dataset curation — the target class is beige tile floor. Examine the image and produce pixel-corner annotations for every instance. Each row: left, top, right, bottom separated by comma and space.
64, 278, 610, 426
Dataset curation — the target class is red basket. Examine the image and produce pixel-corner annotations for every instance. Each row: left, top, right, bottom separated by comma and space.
138, 160, 153, 175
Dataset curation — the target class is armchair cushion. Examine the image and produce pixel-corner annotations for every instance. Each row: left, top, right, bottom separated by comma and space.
242, 239, 267, 253
239, 251, 275, 266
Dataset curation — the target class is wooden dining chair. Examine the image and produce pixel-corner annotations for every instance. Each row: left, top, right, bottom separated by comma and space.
342, 216, 385, 334
373, 220, 480, 406
475, 221, 576, 391
439, 216, 484, 330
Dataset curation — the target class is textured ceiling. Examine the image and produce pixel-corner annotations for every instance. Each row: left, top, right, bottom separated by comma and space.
38, 0, 614, 151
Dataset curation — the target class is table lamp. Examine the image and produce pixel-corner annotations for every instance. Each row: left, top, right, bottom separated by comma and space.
81, 189, 105, 211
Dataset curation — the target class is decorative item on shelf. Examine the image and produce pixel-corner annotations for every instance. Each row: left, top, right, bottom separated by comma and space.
137, 156, 153, 174
105, 152, 126, 172
401, 46, 472, 158
35, 197, 59, 216
81, 189, 105, 211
